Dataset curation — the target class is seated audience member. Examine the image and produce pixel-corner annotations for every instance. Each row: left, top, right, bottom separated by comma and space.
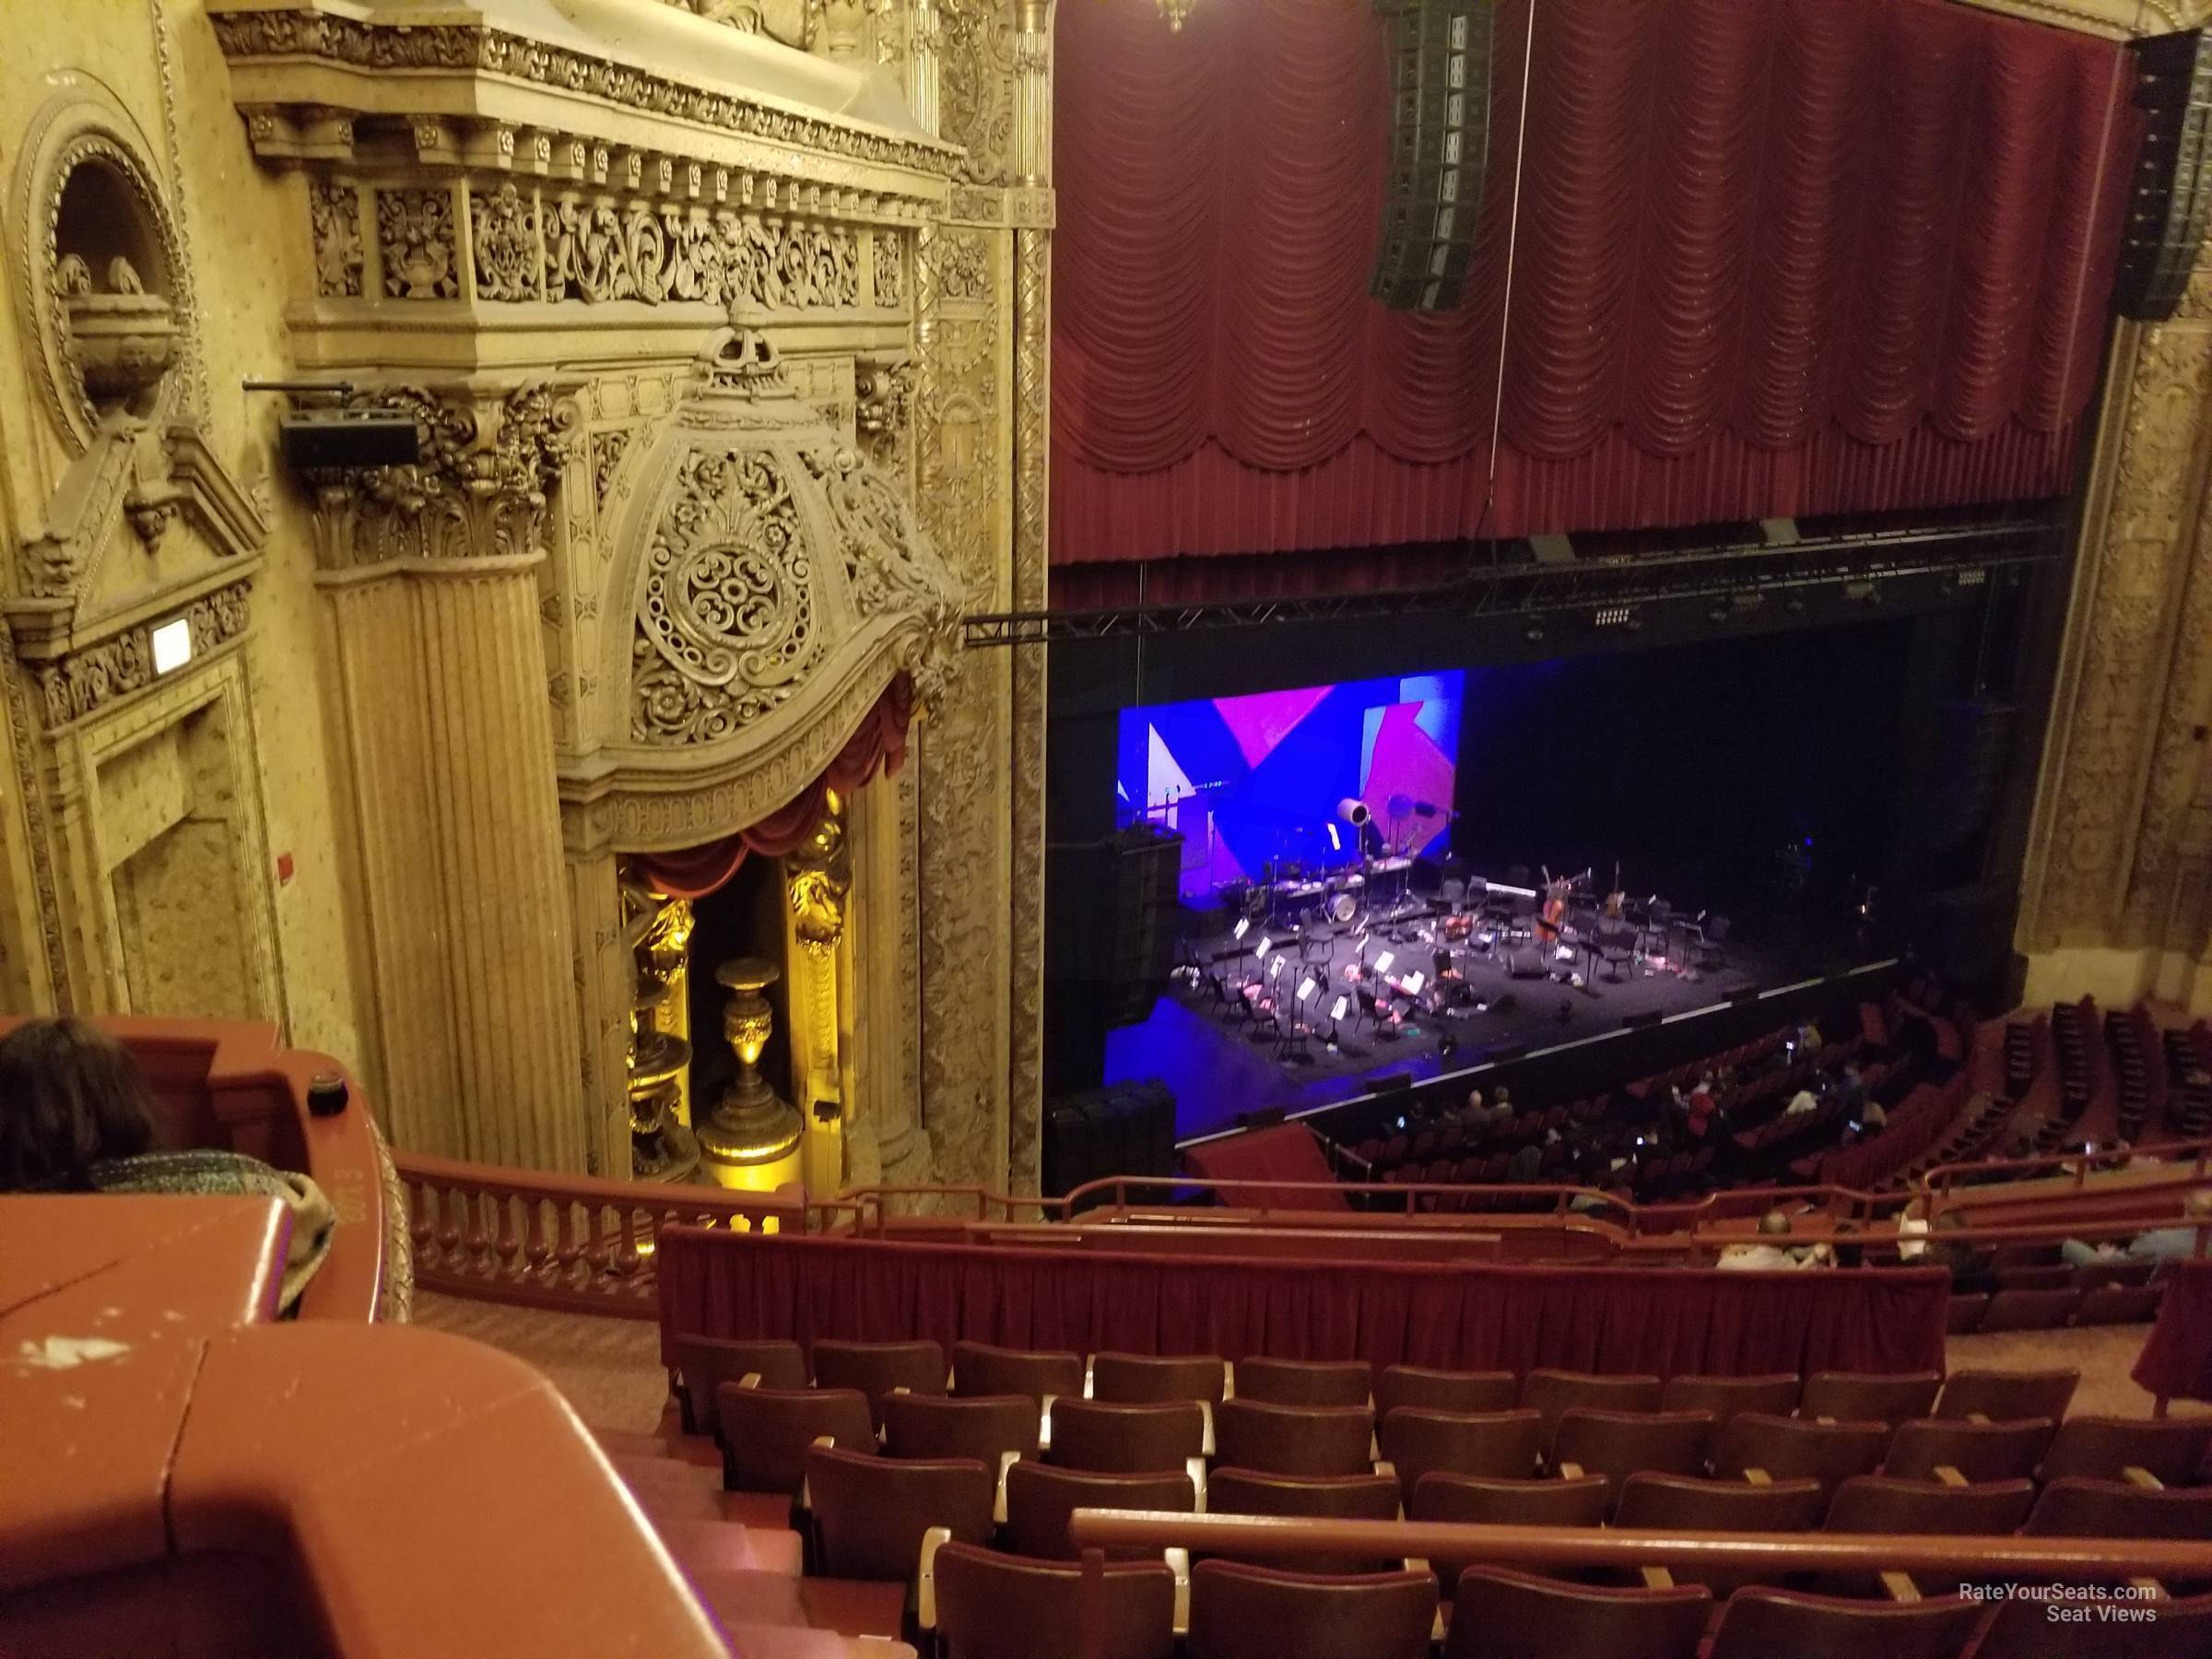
1716, 1209, 1830, 1271
2061, 1190, 2212, 1267
1930, 1209, 1996, 1295
1783, 1085, 1818, 1117
1507, 1140, 1543, 1184
1830, 1219, 1864, 1269
0, 1018, 335, 1310
1895, 1195, 1931, 1261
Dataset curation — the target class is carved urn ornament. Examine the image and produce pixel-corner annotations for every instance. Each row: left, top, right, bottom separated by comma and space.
599, 300, 961, 783
57, 253, 179, 411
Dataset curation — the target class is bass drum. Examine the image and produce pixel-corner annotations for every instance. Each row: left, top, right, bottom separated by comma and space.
1328, 890, 1359, 924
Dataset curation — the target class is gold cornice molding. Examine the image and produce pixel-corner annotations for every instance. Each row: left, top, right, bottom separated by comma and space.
210, 6, 962, 186
1948, 0, 2209, 39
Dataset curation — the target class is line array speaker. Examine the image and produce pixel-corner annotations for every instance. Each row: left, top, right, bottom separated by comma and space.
1920, 699, 2018, 857
1045, 824, 1185, 1028
1371, 0, 1495, 312
2118, 29, 2212, 322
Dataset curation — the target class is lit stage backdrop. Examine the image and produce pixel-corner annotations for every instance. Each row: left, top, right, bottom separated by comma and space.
1117, 673, 1464, 900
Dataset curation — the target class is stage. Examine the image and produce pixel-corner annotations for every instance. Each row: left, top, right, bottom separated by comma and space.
1108, 893, 1877, 1144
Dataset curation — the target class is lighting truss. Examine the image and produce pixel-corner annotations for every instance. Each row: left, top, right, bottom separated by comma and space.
959, 512, 2063, 648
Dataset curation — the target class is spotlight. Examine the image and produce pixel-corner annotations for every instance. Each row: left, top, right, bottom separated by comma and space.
1525, 625, 1546, 642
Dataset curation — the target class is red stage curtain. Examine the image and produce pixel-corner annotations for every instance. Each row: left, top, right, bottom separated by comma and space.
2132, 1257, 2212, 1405
656, 1228, 1949, 1378
1053, 0, 2137, 573
636, 675, 913, 900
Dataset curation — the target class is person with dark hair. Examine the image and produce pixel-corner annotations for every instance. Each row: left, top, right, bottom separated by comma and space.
0, 1018, 335, 1310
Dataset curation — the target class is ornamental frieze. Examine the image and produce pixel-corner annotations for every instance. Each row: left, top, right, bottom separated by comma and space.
33, 579, 252, 730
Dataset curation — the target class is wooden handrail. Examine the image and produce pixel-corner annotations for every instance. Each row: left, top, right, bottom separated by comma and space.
1066, 1509, 2212, 1583
394, 1151, 803, 1318
1924, 1136, 2212, 1196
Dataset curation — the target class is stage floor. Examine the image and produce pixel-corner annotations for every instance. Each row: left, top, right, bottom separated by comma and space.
1106, 903, 1857, 1143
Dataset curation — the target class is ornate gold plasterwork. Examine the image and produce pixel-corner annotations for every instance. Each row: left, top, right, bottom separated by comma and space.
855, 358, 912, 478
210, 12, 961, 177
788, 803, 853, 954
377, 187, 459, 300
874, 233, 908, 307
0, 627, 68, 1008
306, 383, 577, 571
941, 0, 1016, 184
1948, 0, 2209, 39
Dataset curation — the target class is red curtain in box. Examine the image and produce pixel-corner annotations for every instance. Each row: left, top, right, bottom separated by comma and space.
656, 1228, 1950, 1377
1052, 0, 2138, 575
635, 675, 912, 900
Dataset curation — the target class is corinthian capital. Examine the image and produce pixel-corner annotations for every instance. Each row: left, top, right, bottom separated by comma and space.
306, 381, 579, 572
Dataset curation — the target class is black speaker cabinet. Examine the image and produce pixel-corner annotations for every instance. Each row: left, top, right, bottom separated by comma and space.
2119, 29, 2212, 322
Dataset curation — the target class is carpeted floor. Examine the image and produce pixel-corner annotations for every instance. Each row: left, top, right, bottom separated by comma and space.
415, 1289, 2207, 1431
413, 1290, 667, 1430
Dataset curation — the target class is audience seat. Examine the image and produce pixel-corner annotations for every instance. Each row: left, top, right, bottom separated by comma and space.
1212, 1399, 1374, 1477
1612, 1473, 1822, 1594
952, 1341, 1085, 1406
1001, 1464, 1194, 1560
1657, 1372, 1801, 1426
1047, 1399, 1206, 1475
1824, 1473, 2037, 1535
720, 1382, 876, 1502
675, 1335, 810, 1436
2022, 1477, 2212, 1542
1882, 1418, 2055, 1485
1978, 1288, 2084, 1332
1705, 1586, 1982, 1659
879, 1392, 1040, 1466
1946, 1293, 1991, 1335
932, 1541, 1175, 1659
1092, 1352, 1229, 1406
812, 1339, 948, 1429
1550, 1409, 1715, 1506
1521, 1371, 1665, 1453
1185, 1560, 1435, 1659
1414, 1474, 1611, 1594
1711, 1413, 1889, 1499
2072, 1285, 2167, 1325
1204, 1470, 1402, 1572
2035, 1417, 2212, 1488
1979, 1587, 2212, 1658
803, 1445, 992, 1635
1443, 1566, 1708, 1659
1797, 1371, 1942, 1426
1234, 1357, 1373, 1408
1378, 1407, 1544, 1503
1375, 1365, 1518, 1419
1934, 1368, 2078, 1423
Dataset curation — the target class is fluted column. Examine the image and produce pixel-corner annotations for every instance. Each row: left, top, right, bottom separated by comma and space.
310, 382, 589, 1171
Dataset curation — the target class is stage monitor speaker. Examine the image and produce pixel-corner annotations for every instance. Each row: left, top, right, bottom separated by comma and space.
1487, 1039, 1529, 1064
2119, 29, 2212, 322
1371, 0, 1496, 312
1621, 1010, 1664, 1030
1047, 824, 1184, 1027
1724, 982, 1761, 1004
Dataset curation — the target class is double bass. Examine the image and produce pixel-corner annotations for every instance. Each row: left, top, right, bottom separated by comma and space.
1533, 866, 1590, 946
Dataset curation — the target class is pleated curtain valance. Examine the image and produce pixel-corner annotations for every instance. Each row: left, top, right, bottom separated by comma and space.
1052, 0, 2141, 571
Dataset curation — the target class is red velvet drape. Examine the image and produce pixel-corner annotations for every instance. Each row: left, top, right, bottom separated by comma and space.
656, 1228, 1950, 1378
2132, 1258, 2212, 1406
636, 675, 913, 900
1053, 0, 2138, 572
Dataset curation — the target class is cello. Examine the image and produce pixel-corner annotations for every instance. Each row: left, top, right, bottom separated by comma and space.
1534, 866, 1587, 946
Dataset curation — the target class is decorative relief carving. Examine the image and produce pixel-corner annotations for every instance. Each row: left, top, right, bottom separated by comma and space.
940, 0, 1015, 185
932, 229, 991, 302
873, 233, 907, 307
310, 181, 364, 297
210, 14, 961, 177
2030, 311, 2212, 947
632, 448, 818, 743
539, 200, 860, 310
307, 382, 575, 569
470, 182, 539, 301
378, 187, 459, 299
0, 627, 69, 1006
34, 578, 252, 729
854, 359, 912, 477
592, 429, 634, 509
